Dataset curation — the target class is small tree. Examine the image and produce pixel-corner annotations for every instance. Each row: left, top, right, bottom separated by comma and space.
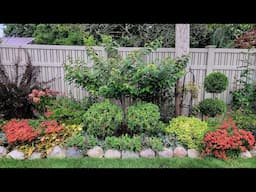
64, 35, 189, 127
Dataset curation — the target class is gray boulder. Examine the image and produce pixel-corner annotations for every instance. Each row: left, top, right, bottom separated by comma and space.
48, 145, 66, 158
140, 148, 155, 158
157, 148, 173, 158
0, 146, 7, 158
174, 146, 187, 157
104, 149, 121, 158
7, 150, 25, 160
66, 147, 83, 158
122, 151, 139, 159
87, 146, 104, 158
29, 152, 42, 159
187, 149, 200, 158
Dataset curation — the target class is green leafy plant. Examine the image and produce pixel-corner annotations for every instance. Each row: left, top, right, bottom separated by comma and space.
127, 102, 161, 136
83, 100, 122, 139
83, 134, 100, 150
232, 110, 256, 137
165, 116, 208, 150
65, 133, 85, 149
199, 98, 226, 117
184, 82, 199, 99
204, 72, 228, 94
143, 136, 164, 152
105, 135, 142, 152
49, 95, 97, 124
64, 36, 189, 129
231, 50, 256, 113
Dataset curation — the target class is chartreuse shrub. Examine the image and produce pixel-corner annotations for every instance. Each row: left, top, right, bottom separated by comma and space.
199, 98, 226, 117
105, 135, 142, 152
127, 102, 162, 135
83, 100, 122, 139
204, 72, 228, 94
165, 116, 208, 150
232, 110, 256, 137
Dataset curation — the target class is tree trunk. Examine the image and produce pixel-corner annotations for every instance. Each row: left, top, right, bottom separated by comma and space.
175, 24, 190, 116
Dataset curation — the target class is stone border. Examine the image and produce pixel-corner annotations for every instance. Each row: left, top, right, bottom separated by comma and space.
1, 145, 255, 160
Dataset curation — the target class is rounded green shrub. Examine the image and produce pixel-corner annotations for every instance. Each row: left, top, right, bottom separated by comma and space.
199, 98, 226, 117
204, 72, 228, 93
232, 110, 256, 135
83, 100, 122, 139
127, 102, 161, 135
165, 116, 208, 150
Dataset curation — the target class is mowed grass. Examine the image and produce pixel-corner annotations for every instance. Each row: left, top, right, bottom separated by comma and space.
1, 157, 256, 168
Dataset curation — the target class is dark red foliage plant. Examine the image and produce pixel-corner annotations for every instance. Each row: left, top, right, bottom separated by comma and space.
201, 118, 255, 160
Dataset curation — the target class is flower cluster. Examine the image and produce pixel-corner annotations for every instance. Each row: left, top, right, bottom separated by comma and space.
40, 120, 63, 134
28, 89, 58, 104
202, 118, 255, 160
3, 119, 40, 144
44, 110, 54, 118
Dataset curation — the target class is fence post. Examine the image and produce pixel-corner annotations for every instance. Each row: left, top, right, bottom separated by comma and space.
204, 45, 216, 99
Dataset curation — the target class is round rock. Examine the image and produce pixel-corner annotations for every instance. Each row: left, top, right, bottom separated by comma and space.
157, 148, 173, 158
48, 145, 66, 158
174, 146, 187, 157
140, 148, 155, 158
240, 150, 252, 159
122, 151, 139, 159
104, 149, 121, 159
0, 146, 7, 158
66, 147, 83, 158
87, 146, 104, 158
29, 152, 42, 159
187, 149, 200, 158
7, 150, 25, 160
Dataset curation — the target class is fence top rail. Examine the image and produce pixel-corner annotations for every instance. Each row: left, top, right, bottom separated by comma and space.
0, 44, 253, 53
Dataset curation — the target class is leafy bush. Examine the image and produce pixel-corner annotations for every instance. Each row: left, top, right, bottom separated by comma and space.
65, 133, 85, 149
199, 98, 226, 117
206, 117, 222, 132
0, 132, 7, 146
232, 110, 256, 136
159, 134, 184, 148
127, 102, 161, 135
202, 118, 255, 160
0, 52, 42, 119
3, 119, 41, 144
83, 101, 122, 139
204, 72, 228, 93
28, 88, 58, 115
165, 116, 208, 150
105, 135, 142, 152
143, 136, 164, 152
234, 26, 256, 48
83, 134, 100, 150
49, 95, 97, 124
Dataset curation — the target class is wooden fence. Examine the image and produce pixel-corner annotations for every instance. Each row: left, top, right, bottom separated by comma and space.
0, 44, 256, 105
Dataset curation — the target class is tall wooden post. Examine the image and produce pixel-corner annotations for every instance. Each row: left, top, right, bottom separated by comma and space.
175, 24, 190, 116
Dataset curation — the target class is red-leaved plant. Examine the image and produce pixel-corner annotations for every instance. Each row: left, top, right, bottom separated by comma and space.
3, 119, 63, 144
3, 119, 41, 144
201, 118, 255, 160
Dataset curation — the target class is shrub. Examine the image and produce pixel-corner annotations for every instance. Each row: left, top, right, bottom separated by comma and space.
204, 72, 228, 93
3, 119, 40, 144
83, 101, 122, 139
199, 98, 226, 117
65, 133, 85, 149
28, 88, 58, 115
0, 51, 52, 119
202, 118, 255, 160
83, 134, 100, 150
105, 135, 142, 152
49, 95, 97, 124
0, 132, 7, 146
232, 110, 256, 136
127, 102, 161, 135
165, 116, 208, 150
143, 136, 164, 152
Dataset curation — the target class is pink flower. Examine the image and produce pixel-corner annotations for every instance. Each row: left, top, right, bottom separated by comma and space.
38, 91, 46, 97
32, 97, 40, 104
32, 89, 39, 96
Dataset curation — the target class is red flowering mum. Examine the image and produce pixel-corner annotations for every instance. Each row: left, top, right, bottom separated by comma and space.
202, 118, 255, 160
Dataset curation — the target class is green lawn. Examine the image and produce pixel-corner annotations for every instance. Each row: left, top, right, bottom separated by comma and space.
0, 157, 256, 168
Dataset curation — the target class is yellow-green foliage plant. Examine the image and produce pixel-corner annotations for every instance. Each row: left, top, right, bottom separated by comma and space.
165, 116, 208, 150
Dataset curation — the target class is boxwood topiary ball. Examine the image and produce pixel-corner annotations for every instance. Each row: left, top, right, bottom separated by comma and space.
199, 98, 226, 117
204, 72, 228, 93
